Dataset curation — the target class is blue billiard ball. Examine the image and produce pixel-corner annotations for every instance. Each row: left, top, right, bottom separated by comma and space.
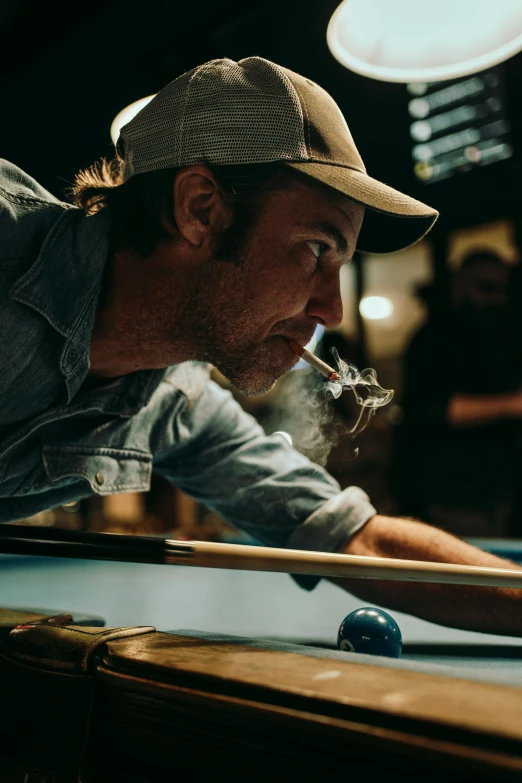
337, 607, 402, 658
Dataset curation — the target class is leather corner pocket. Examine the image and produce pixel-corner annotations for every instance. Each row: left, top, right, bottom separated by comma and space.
43, 445, 152, 496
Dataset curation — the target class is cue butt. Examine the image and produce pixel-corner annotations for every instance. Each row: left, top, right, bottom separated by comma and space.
0, 525, 166, 565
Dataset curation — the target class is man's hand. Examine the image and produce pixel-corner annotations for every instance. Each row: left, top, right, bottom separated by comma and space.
329, 514, 522, 636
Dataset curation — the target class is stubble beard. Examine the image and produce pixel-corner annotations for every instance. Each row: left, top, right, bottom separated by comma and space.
176, 263, 288, 396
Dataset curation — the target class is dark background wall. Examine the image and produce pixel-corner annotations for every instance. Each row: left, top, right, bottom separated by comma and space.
2, 0, 522, 235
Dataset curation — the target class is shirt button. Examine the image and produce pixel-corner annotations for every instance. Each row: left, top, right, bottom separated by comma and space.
95, 472, 105, 486
68, 349, 76, 361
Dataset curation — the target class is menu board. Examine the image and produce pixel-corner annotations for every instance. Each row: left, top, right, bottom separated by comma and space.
408, 67, 513, 184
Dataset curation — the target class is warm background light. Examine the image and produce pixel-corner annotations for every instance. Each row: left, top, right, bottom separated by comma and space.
359, 296, 394, 320
327, 0, 522, 82
110, 94, 156, 146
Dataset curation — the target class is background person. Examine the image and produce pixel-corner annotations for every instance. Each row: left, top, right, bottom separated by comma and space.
393, 250, 522, 536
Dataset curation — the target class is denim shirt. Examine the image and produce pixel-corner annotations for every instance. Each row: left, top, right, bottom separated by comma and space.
0, 159, 376, 586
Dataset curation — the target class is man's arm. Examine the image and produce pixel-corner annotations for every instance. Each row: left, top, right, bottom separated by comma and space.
152, 373, 522, 636
334, 514, 522, 636
152, 376, 374, 550
447, 389, 522, 426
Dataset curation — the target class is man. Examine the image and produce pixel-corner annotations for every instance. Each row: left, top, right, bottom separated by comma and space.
2, 56, 521, 635
395, 251, 522, 536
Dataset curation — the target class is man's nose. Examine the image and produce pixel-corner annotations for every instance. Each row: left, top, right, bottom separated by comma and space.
306, 275, 344, 329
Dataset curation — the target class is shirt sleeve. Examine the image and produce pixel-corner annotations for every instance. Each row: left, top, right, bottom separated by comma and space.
153, 378, 376, 590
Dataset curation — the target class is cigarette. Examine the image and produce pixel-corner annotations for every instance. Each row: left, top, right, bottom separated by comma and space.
289, 341, 341, 382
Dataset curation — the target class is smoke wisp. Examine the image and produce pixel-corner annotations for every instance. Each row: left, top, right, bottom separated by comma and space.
267, 348, 394, 466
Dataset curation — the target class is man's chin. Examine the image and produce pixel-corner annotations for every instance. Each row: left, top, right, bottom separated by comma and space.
213, 338, 295, 396
235, 377, 278, 397
220, 362, 286, 397
219, 366, 277, 396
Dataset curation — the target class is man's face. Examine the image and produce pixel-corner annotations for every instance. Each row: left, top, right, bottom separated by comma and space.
179, 178, 364, 395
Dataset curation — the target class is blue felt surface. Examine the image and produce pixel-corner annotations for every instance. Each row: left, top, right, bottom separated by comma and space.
2, 553, 522, 688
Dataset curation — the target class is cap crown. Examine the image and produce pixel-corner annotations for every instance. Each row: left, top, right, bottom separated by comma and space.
120, 56, 365, 180
281, 65, 365, 172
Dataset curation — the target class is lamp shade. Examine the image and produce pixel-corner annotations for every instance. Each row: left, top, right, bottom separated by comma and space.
327, 0, 522, 83
110, 95, 156, 146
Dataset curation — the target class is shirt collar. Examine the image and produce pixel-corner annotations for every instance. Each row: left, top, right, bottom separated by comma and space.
10, 207, 110, 338
10, 207, 111, 401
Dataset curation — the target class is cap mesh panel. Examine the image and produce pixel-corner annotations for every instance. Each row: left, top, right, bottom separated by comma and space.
121, 57, 308, 179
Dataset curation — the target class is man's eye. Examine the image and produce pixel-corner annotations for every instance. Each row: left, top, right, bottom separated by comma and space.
307, 241, 329, 260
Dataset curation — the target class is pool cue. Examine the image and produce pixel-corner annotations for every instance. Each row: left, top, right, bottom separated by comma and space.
2, 525, 522, 588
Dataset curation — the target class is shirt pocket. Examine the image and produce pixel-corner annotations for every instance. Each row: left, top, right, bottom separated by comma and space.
43, 445, 152, 496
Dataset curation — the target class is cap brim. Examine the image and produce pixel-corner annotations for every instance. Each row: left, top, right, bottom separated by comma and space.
285, 162, 438, 254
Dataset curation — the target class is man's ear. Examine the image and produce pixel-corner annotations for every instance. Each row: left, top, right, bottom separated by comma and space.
170, 164, 233, 247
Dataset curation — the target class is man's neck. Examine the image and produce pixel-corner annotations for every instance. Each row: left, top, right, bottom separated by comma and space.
88, 246, 198, 378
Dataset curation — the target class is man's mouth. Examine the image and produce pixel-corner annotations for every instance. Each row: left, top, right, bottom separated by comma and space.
278, 333, 315, 349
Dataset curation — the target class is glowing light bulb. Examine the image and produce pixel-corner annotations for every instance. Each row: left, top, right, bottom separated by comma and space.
359, 296, 394, 320
110, 95, 156, 146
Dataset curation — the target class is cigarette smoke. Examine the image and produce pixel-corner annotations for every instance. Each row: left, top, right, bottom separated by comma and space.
266, 348, 393, 466
326, 347, 394, 440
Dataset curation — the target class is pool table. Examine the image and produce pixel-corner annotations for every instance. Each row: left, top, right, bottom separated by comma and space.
1, 540, 522, 781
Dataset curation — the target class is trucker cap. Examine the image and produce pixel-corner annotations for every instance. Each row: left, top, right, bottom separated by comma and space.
119, 56, 438, 254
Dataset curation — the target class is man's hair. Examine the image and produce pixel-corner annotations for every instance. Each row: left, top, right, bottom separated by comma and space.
68, 155, 295, 258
